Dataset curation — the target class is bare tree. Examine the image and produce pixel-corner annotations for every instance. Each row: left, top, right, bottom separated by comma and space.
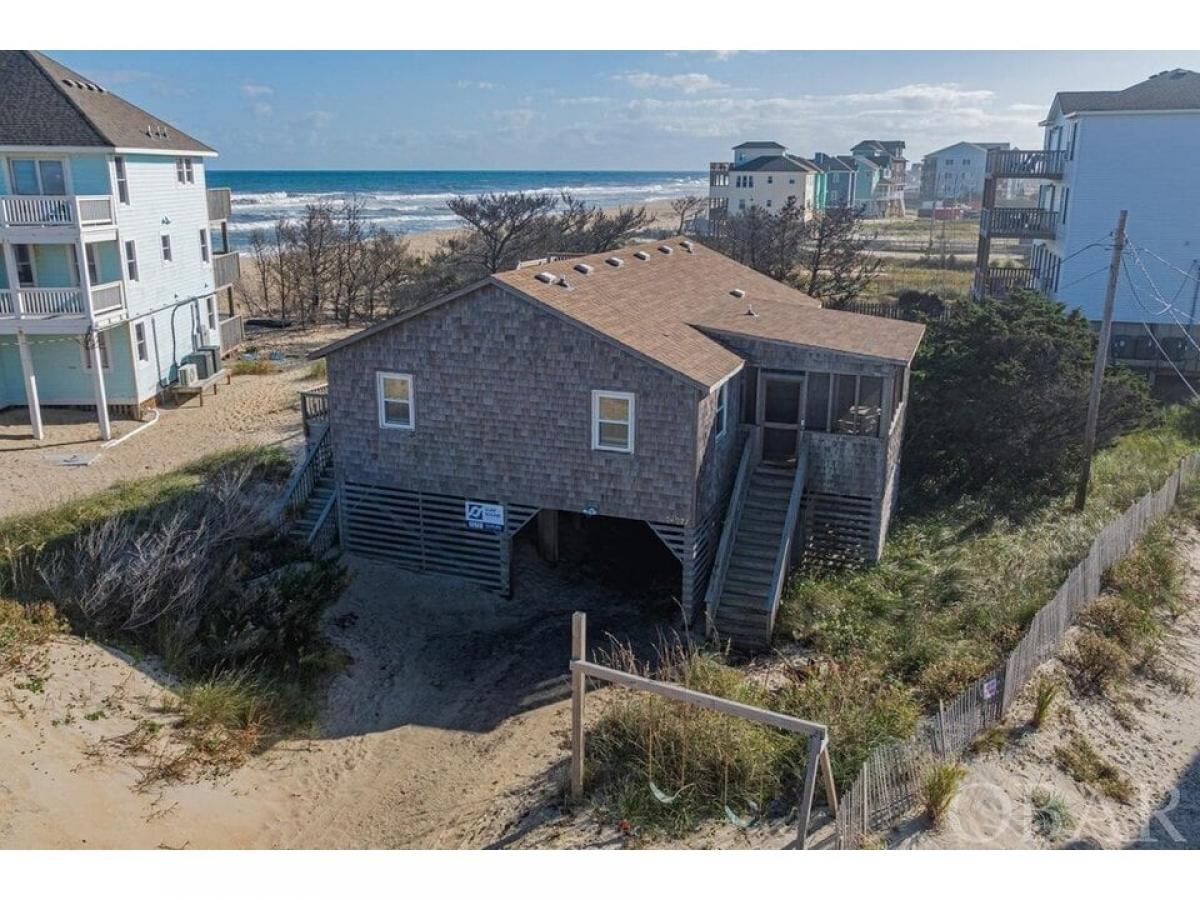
795, 206, 882, 304
669, 195, 704, 234
446, 191, 558, 274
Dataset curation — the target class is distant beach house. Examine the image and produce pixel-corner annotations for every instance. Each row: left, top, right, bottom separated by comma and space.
0, 50, 242, 440
920, 141, 1012, 205
298, 241, 924, 647
850, 139, 908, 218
707, 142, 827, 228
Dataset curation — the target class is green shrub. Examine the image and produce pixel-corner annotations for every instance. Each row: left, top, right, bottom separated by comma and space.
1031, 676, 1061, 730
1030, 788, 1075, 839
922, 762, 967, 826
232, 358, 277, 376
1064, 631, 1132, 693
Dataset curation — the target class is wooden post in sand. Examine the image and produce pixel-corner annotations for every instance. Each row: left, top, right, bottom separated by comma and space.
570, 611, 586, 800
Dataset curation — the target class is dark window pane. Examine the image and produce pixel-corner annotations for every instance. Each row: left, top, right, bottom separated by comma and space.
764, 379, 801, 424
857, 376, 883, 437
805, 373, 830, 431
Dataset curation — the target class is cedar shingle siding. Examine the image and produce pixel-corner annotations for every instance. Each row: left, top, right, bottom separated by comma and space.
327, 284, 701, 525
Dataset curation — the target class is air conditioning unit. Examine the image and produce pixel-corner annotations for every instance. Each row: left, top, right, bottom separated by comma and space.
182, 351, 211, 380
200, 328, 221, 349
178, 363, 199, 387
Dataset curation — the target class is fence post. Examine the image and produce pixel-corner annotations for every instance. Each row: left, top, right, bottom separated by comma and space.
797, 732, 824, 849
570, 611, 586, 800
937, 699, 949, 757
819, 742, 839, 817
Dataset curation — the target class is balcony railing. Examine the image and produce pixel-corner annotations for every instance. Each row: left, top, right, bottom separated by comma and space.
219, 314, 245, 354
212, 250, 241, 287
981, 207, 1058, 239
207, 187, 232, 221
981, 266, 1038, 298
0, 195, 114, 228
0, 281, 125, 319
986, 149, 1066, 179
91, 281, 125, 314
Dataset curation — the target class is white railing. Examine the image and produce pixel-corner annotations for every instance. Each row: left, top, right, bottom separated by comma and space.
0, 194, 114, 228
12, 288, 86, 316
0, 290, 14, 315
90, 281, 124, 313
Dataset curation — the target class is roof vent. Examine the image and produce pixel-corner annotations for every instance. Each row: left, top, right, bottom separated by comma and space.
557, 276, 571, 289
605, 257, 624, 268
573, 263, 594, 275
680, 240, 695, 253
535, 271, 556, 284
745, 304, 758, 317
730, 288, 746, 299
658, 245, 673, 255
634, 251, 650, 261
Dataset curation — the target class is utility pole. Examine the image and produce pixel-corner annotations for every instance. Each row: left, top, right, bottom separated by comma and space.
1074, 209, 1128, 512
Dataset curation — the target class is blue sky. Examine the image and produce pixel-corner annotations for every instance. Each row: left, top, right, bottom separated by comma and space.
49, 50, 1200, 171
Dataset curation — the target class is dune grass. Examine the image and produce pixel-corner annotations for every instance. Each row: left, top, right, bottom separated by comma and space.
232, 358, 279, 376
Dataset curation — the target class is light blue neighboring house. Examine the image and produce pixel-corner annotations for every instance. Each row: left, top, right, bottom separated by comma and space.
0, 50, 242, 440
812, 153, 859, 209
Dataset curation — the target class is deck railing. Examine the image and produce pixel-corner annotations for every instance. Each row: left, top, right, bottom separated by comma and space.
212, 250, 241, 287
278, 424, 333, 523
981, 266, 1038, 298
218, 314, 245, 354
90, 281, 124, 313
981, 207, 1058, 239
3, 288, 86, 316
0, 194, 114, 228
207, 187, 232, 221
300, 384, 331, 439
704, 425, 761, 636
986, 149, 1066, 179
0, 290, 14, 315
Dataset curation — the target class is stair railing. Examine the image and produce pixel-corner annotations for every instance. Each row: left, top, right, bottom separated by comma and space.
306, 489, 339, 555
765, 438, 810, 636
704, 425, 761, 637
277, 423, 333, 524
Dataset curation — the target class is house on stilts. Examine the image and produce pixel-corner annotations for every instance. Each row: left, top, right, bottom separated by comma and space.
291, 240, 924, 648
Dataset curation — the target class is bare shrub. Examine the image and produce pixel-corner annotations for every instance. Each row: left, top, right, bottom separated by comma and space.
1063, 631, 1132, 694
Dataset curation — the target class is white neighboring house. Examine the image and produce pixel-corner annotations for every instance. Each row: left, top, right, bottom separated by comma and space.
0, 50, 242, 440
973, 68, 1200, 394
920, 141, 1011, 204
708, 141, 819, 226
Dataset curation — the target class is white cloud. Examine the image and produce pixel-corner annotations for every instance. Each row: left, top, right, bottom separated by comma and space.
493, 108, 535, 129
615, 72, 729, 94
457, 79, 498, 90
251, 101, 273, 119
241, 83, 274, 98
302, 110, 334, 129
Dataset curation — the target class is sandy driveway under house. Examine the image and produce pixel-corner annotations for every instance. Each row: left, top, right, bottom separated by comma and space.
0, 541, 681, 849
0, 326, 356, 521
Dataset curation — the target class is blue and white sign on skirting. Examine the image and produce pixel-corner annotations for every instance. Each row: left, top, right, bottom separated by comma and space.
465, 501, 505, 533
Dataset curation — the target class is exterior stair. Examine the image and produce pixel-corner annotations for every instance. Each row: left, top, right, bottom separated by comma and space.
712, 463, 797, 648
287, 472, 336, 542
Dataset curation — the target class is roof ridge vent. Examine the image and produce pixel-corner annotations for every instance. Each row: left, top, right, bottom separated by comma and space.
658, 245, 673, 255
745, 304, 757, 317
573, 263, 594, 275
633, 250, 650, 261
730, 288, 746, 299
605, 257, 624, 267
557, 276, 571, 289
535, 271, 556, 284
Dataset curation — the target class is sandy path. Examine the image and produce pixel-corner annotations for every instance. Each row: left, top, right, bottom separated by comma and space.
895, 526, 1200, 850
0, 540, 680, 849
0, 327, 355, 521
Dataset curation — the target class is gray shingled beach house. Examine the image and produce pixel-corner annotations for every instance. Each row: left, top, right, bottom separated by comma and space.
294, 240, 924, 646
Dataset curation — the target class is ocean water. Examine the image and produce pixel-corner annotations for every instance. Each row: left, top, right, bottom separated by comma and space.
205, 170, 706, 248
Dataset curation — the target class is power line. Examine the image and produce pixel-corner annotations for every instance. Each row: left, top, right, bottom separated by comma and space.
1120, 259, 1200, 400
1128, 240, 1200, 287
1059, 263, 1112, 293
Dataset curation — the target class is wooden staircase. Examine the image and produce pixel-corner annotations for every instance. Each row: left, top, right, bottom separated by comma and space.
712, 464, 795, 646
705, 428, 809, 650
277, 423, 340, 554
287, 472, 336, 542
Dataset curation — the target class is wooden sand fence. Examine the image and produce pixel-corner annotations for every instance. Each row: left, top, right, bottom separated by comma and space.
835, 451, 1200, 849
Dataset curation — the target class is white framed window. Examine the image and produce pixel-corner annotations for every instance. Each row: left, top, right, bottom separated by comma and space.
160, 233, 173, 263
715, 381, 729, 440
199, 228, 210, 262
376, 372, 414, 430
8, 158, 66, 195
592, 390, 634, 453
82, 332, 110, 369
133, 322, 149, 363
124, 240, 139, 281
114, 156, 130, 204
175, 157, 195, 184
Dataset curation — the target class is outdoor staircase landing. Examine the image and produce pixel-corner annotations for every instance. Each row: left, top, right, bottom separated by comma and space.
712, 463, 795, 649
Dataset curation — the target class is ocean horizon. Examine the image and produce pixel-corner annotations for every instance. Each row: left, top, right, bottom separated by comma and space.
205, 169, 707, 248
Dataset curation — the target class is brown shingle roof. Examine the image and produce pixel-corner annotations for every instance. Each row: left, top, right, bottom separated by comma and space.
0, 51, 214, 154
490, 240, 924, 388
1052, 69, 1200, 116
315, 241, 925, 389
